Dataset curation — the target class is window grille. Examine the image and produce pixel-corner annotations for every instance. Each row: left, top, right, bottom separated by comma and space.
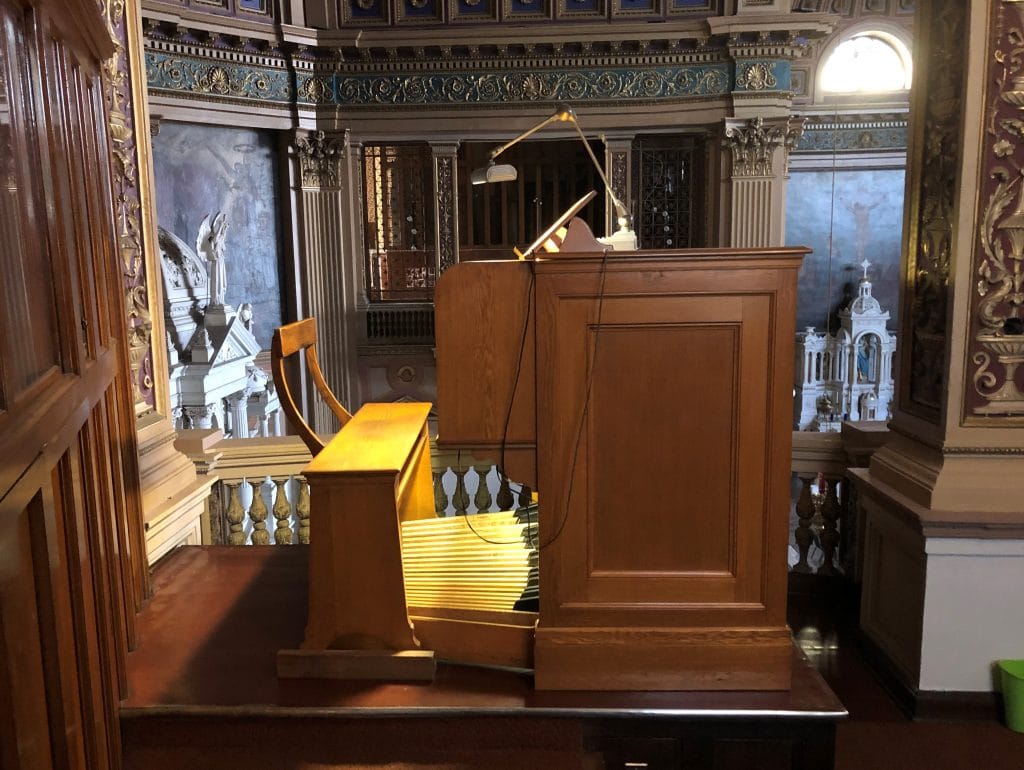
632, 135, 706, 250
457, 139, 603, 261
362, 143, 436, 301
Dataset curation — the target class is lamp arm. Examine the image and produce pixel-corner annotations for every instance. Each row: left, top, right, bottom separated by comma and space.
487, 113, 566, 161
567, 118, 629, 221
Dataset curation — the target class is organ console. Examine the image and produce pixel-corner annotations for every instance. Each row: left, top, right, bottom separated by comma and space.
277, 209, 807, 691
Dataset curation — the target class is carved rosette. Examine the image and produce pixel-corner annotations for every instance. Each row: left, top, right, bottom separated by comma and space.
897, 0, 965, 421
296, 130, 344, 189
103, 0, 154, 412
434, 154, 457, 273
967, 1, 1024, 419
724, 116, 803, 177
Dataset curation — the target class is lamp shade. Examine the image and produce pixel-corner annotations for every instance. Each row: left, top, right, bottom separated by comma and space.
470, 163, 518, 185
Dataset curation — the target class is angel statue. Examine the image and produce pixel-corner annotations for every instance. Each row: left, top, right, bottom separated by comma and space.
196, 212, 229, 308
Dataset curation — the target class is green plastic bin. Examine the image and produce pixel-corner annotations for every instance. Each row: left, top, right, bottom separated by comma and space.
999, 659, 1024, 732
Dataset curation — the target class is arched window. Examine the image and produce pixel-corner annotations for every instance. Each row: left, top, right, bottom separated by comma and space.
820, 32, 912, 94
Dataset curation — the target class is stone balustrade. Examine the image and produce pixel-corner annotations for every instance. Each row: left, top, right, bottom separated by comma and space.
176, 424, 889, 581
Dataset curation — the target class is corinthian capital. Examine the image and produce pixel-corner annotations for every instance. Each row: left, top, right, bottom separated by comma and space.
295, 130, 347, 189
724, 116, 804, 178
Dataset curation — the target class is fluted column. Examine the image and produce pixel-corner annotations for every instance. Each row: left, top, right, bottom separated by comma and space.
853, 0, 1024, 702
723, 115, 803, 248
293, 129, 358, 432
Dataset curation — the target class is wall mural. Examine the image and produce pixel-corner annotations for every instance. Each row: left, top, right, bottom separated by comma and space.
152, 122, 283, 350
786, 168, 904, 334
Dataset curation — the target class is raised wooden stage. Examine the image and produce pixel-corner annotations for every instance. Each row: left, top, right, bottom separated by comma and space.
121, 546, 846, 769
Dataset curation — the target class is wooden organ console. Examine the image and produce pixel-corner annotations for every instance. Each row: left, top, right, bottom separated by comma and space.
278, 214, 807, 692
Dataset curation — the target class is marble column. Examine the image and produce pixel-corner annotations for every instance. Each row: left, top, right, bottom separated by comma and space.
853, 0, 1024, 705
293, 129, 359, 431
604, 136, 634, 238
708, 12, 830, 247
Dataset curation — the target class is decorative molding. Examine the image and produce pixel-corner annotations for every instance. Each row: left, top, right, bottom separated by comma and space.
724, 115, 804, 177
433, 152, 457, 273
296, 130, 345, 189
794, 114, 908, 152
331, 64, 731, 107
145, 49, 293, 104
105, 0, 156, 413
965, 0, 1024, 420
142, 28, 736, 109
734, 59, 791, 92
900, 0, 965, 421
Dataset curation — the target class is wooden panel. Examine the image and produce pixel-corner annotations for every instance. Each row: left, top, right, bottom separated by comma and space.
0, 3, 61, 400
532, 252, 805, 690
0, 0, 144, 766
589, 323, 738, 574
435, 259, 537, 487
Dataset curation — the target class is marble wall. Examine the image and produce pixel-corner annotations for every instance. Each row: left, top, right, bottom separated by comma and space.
786, 167, 905, 335
152, 122, 283, 349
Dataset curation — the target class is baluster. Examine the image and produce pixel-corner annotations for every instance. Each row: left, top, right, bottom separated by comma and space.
516, 484, 533, 509
296, 478, 311, 544
473, 464, 493, 513
249, 479, 270, 545
225, 482, 246, 546
273, 478, 293, 545
792, 475, 815, 574
817, 477, 842, 576
840, 476, 858, 578
432, 470, 448, 515
451, 468, 470, 515
208, 482, 225, 545
496, 474, 514, 511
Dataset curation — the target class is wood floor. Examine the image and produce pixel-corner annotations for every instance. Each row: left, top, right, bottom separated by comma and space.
787, 576, 1024, 770
119, 546, 1024, 769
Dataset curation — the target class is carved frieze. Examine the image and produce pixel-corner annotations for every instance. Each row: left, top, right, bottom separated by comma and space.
332, 64, 730, 107
104, 0, 155, 412
900, 0, 964, 421
724, 116, 804, 177
434, 153, 457, 273
145, 49, 292, 104
966, 0, 1024, 420
794, 114, 908, 152
296, 130, 345, 189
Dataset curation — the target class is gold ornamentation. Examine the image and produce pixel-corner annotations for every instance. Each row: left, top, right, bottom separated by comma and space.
735, 61, 777, 91
724, 116, 802, 177
104, 0, 154, 411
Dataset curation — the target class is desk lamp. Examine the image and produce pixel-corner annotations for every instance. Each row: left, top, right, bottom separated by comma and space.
470, 106, 637, 250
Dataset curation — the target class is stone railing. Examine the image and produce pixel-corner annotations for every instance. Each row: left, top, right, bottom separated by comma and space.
182, 422, 889, 579
790, 421, 890, 579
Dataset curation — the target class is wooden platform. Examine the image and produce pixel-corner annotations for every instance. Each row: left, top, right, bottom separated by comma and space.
121, 546, 847, 769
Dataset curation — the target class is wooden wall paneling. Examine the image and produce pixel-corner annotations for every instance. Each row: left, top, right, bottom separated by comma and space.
0, 493, 56, 770
0, 1, 62, 399
58, 441, 116, 769
0, 0, 142, 766
88, 398, 132, 699
30, 474, 89, 769
34, 12, 89, 373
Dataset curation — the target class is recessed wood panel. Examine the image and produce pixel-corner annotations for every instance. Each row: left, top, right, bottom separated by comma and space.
589, 324, 737, 574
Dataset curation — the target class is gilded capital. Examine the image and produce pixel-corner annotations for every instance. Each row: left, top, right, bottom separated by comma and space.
724, 116, 803, 178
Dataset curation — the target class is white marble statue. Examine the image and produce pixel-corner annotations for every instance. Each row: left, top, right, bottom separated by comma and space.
196, 212, 229, 308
